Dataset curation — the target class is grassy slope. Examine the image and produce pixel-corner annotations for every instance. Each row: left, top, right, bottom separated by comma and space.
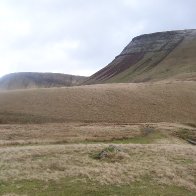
137, 30, 196, 82
0, 81, 196, 124
108, 33, 196, 83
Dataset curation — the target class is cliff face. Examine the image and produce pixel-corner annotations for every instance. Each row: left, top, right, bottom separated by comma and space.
84, 29, 196, 84
0, 72, 86, 90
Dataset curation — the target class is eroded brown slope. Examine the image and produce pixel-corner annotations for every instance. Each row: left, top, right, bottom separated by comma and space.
0, 81, 195, 124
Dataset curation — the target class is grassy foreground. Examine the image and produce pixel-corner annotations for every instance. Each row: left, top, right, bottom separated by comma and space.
0, 122, 195, 195
0, 177, 195, 196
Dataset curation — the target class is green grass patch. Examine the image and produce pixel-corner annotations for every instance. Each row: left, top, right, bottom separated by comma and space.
0, 177, 195, 196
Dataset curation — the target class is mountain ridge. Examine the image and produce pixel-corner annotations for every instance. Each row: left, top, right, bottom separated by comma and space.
84, 29, 196, 84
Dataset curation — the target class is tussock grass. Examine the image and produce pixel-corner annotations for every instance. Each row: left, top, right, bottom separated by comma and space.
0, 143, 195, 191
0, 122, 191, 146
0, 123, 141, 146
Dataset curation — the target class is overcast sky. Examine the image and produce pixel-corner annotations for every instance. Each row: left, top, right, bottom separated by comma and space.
0, 0, 195, 77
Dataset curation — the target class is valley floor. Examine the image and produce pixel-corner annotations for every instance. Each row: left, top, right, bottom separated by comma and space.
0, 122, 195, 195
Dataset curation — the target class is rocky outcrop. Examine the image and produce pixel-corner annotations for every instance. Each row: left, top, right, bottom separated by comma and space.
121, 30, 187, 54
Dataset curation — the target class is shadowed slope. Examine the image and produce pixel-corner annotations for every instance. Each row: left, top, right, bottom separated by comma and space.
0, 81, 196, 124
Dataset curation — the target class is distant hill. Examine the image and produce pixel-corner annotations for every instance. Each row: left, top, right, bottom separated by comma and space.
0, 72, 86, 90
84, 29, 196, 84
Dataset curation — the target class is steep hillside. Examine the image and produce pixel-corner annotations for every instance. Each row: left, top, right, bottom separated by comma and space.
84, 29, 196, 84
0, 81, 196, 124
0, 72, 86, 90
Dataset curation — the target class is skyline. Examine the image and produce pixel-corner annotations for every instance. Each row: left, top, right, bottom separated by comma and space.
0, 0, 196, 77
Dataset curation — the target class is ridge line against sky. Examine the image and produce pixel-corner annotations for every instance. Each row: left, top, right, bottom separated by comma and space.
0, 0, 196, 77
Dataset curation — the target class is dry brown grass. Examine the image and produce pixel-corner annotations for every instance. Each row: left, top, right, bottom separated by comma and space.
0, 81, 195, 194
0, 122, 193, 146
0, 81, 196, 124
0, 123, 140, 146
0, 122, 195, 193
0, 143, 195, 191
